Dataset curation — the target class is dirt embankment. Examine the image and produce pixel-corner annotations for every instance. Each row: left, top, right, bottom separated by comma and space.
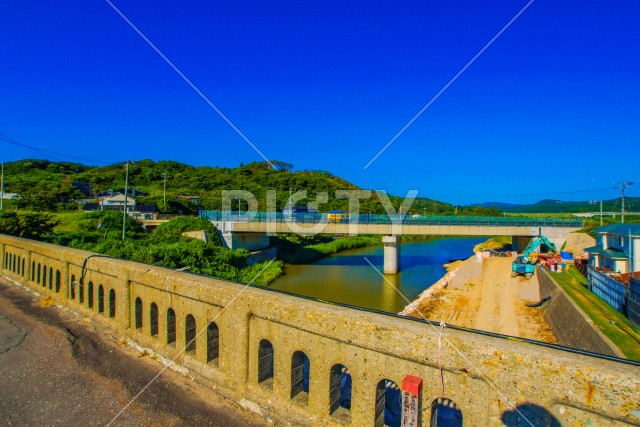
401, 256, 556, 343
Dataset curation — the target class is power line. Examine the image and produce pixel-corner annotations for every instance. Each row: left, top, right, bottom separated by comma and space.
0, 132, 108, 165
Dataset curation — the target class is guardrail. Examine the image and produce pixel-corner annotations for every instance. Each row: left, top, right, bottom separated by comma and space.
200, 210, 584, 228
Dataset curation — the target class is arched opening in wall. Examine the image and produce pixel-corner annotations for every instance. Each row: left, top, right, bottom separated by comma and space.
31, 261, 35, 281
48, 267, 53, 290
12, 255, 16, 273
42, 264, 47, 288
258, 339, 275, 389
291, 351, 310, 404
55, 270, 61, 293
206, 321, 219, 364
78, 280, 84, 304
22, 258, 25, 276
185, 314, 196, 354
98, 285, 104, 313
37, 263, 41, 285
167, 308, 176, 345
70, 275, 76, 299
329, 364, 351, 422
17, 256, 21, 274
134, 297, 143, 329
374, 379, 402, 427
430, 398, 463, 427
108, 289, 116, 318
87, 281, 94, 308
150, 303, 158, 337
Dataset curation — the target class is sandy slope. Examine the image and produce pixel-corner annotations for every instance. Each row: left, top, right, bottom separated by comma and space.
402, 256, 556, 343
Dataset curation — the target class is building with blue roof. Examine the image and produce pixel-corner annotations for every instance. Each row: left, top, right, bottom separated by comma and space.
585, 223, 640, 273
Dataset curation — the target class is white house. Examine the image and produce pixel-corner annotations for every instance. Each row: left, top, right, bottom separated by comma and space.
585, 224, 640, 274
100, 194, 136, 212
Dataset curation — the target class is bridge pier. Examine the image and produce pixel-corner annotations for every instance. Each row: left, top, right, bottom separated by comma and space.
383, 235, 401, 274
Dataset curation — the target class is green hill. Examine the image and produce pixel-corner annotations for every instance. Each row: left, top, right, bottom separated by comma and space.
474, 198, 640, 214
1, 159, 502, 216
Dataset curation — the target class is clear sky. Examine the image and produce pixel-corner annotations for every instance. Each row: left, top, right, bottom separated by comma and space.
1, 1, 639, 204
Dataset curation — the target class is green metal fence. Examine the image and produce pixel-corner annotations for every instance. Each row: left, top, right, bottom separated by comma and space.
199, 210, 583, 228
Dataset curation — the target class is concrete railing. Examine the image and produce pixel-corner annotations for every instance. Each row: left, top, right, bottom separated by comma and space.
1, 235, 639, 427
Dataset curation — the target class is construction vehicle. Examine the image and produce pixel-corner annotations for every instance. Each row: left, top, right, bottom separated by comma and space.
511, 234, 557, 279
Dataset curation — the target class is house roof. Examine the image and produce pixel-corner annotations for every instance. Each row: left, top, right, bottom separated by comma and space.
135, 204, 157, 213
592, 223, 640, 236
584, 245, 628, 259
329, 210, 345, 214
103, 194, 135, 203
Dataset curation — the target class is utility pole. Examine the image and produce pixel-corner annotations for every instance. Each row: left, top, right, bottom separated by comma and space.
122, 161, 134, 241
162, 172, 168, 205
1, 162, 4, 211
614, 181, 633, 224
600, 200, 603, 227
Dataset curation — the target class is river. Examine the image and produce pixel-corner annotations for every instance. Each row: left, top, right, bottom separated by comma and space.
270, 237, 486, 313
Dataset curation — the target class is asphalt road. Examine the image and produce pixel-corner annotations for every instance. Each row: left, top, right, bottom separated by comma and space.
0, 278, 267, 427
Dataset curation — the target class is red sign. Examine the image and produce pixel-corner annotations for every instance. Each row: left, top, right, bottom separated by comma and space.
401, 375, 423, 427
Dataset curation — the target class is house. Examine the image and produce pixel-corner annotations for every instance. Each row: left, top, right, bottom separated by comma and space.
100, 194, 136, 212
97, 188, 147, 198
585, 223, 640, 274
131, 204, 158, 220
84, 201, 157, 220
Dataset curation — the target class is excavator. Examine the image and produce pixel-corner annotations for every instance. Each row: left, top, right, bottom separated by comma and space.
511, 234, 557, 279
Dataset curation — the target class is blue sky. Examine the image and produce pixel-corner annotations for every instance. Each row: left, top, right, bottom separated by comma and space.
1, 1, 639, 204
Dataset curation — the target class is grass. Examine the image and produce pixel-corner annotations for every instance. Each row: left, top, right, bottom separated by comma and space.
474, 236, 512, 252
277, 235, 381, 264
505, 213, 578, 218
550, 265, 640, 361
51, 211, 87, 233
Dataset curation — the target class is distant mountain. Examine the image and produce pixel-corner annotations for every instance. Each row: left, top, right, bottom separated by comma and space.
468, 202, 524, 210
471, 197, 640, 214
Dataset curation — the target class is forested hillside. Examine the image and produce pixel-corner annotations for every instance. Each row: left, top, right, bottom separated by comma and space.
2, 159, 503, 216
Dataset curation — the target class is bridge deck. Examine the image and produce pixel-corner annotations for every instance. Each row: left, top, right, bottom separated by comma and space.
200, 210, 582, 236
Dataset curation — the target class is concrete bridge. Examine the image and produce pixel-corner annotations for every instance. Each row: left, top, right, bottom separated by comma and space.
1, 234, 638, 426
197, 211, 582, 274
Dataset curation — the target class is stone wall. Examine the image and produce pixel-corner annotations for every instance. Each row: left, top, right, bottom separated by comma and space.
1, 235, 639, 427
538, 268, 624, 358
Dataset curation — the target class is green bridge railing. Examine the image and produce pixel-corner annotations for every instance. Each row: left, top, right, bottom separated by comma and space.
199, 210, 584, 228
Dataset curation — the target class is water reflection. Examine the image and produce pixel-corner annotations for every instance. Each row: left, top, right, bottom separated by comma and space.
271, 237, 485, 313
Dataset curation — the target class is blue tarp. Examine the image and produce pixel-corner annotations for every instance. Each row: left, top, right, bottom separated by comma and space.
560, 251, 573, 260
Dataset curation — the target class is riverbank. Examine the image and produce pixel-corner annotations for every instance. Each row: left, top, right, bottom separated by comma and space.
273, 234, 485, 267
399, 237, 505, 317
270, 237, 486, 313
400, 249, 556, 342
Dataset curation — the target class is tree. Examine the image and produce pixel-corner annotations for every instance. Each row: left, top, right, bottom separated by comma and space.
271, 160, 293, 172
